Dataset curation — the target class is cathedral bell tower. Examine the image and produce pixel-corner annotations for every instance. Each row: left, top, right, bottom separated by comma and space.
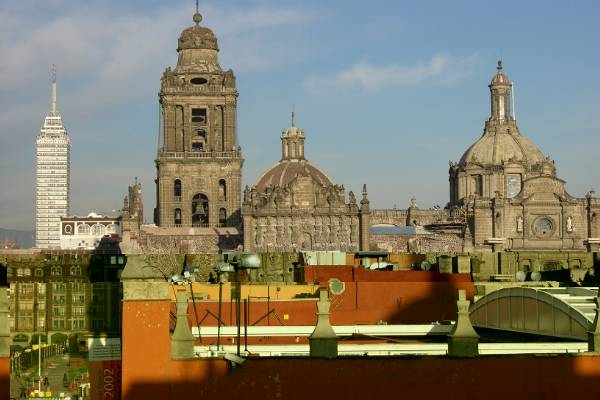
155, 3, 242, 228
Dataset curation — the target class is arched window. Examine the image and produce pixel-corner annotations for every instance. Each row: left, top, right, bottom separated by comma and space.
106, 224, 119, 234
91, 224, 106, 236
174, 179, 182, 198
51, 267, 62, 276
218, 179, 227, 200
77, 224, 90, 235
70, 266, 81, 276
219, 208, 227, 226
191, 193, 209, 227
35, 268, 44, 277
174, 208, 182, 227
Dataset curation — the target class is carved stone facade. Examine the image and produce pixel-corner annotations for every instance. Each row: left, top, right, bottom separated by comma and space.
450, 62, 600, 252
242, 117, 370, 252
155, 8, 241, 228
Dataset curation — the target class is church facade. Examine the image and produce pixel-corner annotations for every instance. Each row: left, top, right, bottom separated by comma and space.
448, 62, 600, 252
119, 6, 599, 255
242, 115, 370, 252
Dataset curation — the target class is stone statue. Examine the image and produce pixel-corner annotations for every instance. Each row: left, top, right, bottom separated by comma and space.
517, 216, 523, 232
566, 216, 573, 233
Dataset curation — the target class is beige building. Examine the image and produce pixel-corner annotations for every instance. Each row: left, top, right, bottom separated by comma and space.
242, 115, 370, 252
155, 7, 241, 229
449, 62, 600, 252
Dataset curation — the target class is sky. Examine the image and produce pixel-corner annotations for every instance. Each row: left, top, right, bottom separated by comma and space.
0, 0, 599, 230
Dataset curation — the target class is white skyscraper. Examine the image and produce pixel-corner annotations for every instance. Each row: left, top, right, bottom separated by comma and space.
35, 67, 71, 248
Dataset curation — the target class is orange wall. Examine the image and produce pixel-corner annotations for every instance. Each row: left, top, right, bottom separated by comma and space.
0, 357, 8, 400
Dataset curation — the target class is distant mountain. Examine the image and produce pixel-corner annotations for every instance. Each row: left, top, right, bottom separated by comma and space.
0, 228, 35, 249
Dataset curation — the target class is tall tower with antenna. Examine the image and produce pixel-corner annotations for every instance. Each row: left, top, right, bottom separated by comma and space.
35, 66, 71, 248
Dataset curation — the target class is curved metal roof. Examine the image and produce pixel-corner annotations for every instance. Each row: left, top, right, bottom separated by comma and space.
470, 286, 598, 340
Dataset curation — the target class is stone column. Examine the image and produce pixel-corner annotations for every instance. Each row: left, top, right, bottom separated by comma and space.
448, 289, 479, 357
309, 288, 337, 359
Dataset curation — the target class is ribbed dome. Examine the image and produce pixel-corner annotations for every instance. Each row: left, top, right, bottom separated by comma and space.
255, 160, 333, 191
459, 130, 546, 166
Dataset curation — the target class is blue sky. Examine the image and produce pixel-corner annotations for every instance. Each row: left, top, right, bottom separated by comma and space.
1, 0, 598, 230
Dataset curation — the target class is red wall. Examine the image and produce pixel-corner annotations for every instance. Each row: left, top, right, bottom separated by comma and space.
188, 280, 474, 332
0, 357, 8, 400
122, 354, 600, 400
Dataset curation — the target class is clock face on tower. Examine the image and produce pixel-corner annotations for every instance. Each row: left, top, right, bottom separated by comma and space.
506, 174, 521, 198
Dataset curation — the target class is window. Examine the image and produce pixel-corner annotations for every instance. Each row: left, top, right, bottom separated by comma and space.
174, 179, 182, 198
506, 174, 522, 198
191, 193, 209, 226
35, 268, 44, 277
471, 175, 483, 196
19, 284, 34, 297
53, 306, 65, 316
191, 108, 207, 124
52, 282, 65, 292
72, 306, 86, 316
51, 267, 62, 276
219, 208, 227, 226
192, 142, 204, 152
72, 294, 85, 304
71, 282, 85, 292
218, 179, 227, 200
174, 208, 182, 227
91, 224, 106, 236
72, 319, 85, 330
77, 224, 90, 235
70, 266, 81, 276
52, 319, 65, 330
52, 295, 65, 304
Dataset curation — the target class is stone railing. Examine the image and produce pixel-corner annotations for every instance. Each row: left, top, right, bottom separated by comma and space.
158, 150, 241, 160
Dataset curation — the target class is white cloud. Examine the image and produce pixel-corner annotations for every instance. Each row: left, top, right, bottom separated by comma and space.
304, 53, 478, 94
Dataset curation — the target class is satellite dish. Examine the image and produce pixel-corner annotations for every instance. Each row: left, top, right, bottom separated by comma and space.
328, 278, 345, 295
530, 271, 542, 282
419, 261, 431, 271
515, 271, 526, 282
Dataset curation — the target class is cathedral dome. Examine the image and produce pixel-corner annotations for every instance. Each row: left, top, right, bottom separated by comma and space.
255, 160, 333, 191
255, 114, 334, 191
459, 130, 546, 166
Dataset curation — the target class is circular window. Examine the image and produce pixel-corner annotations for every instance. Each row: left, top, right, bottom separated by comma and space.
190, 77, 208, 85
533, 217, 554, 238
64, 224, 72, 234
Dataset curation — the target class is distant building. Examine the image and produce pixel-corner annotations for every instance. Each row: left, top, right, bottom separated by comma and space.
35, 68, 71, 249
59, 213, 122, 250
449, 62, 600, 251
242, 115, 370, 252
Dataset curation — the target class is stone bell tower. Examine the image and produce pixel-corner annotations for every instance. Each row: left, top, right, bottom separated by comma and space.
155, 2, 242, 228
